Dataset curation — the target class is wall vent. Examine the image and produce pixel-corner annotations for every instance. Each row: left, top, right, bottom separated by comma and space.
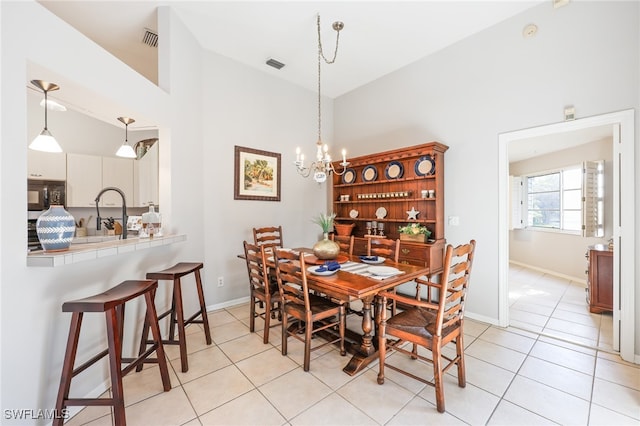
266, 58, 285, 70
142, 28, 158, 47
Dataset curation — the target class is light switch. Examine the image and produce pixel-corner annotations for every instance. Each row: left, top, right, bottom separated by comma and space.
448, 216, 460, 226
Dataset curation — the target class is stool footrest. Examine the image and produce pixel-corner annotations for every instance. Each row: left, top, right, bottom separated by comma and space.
64, 398, 116, 407
72, 348, 110, 378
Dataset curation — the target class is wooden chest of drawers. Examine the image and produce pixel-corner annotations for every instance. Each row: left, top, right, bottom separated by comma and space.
586, 245, 613, 314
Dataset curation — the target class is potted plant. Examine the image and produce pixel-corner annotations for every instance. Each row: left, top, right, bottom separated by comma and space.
398, 223, 431, 243
311, 213, 340, 259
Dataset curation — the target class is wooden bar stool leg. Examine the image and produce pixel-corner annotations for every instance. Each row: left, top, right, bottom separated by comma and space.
144, 290, 171, 391
105, 308, 126, 426
53, 312, 83, 426
168, 294, 177, 342
194, 269, 212, 345
173, 278, 188, 372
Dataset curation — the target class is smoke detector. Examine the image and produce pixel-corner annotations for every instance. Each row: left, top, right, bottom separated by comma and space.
522, 23, 538, 38
142, 28, 158, 47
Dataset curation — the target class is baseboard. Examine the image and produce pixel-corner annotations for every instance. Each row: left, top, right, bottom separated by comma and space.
206, 296, 250, 312
509, 260, 586, 285
465, 311, 500, 326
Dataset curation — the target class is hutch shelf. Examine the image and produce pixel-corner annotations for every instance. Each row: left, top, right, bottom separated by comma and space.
332, 142, 448, 272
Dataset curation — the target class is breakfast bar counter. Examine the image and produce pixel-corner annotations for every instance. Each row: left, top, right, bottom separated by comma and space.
27, 234, 186, 267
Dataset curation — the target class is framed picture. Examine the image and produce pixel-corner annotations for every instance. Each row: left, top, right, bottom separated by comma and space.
234, 145, 281, 201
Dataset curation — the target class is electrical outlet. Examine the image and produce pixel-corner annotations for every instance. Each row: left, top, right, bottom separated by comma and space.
217, 277, 224, 287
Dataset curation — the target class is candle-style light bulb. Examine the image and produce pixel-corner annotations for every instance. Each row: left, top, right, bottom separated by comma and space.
341, 149, 347, 163
295, 147, 301, 162
300, 153, 305, 167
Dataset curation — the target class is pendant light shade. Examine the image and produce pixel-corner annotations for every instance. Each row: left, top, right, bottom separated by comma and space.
116, 117, 137, 158
29, 80, 63, 153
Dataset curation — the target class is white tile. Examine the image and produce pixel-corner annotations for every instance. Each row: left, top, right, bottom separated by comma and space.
528, 340, 595, 375
455, 355, 515, 397
518, 356, 593, 400
418, 375, 500, 424
198, 389, 286, 426
259, 368, 333, 420
465, 339, 526, 372
509, 309, 549, 327
124, 386, 197, 426
545, 318, 600, 340
504, 376, 590, 425
388, 396, 467, 425
218, 332, 272, 363
308, 348, 363, 390
589, 403, 639, 425
591, 378, 640, 420
182, 365, 254, 415
290, 393, 376, 425
170, 345, 232, 384
487, 400, 556, 425
337, 369, 414, 424
235, 346, 298, 387
478, 327, 536, 354
594, 357, 640, 390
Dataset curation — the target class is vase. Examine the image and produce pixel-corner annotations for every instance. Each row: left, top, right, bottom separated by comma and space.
312, 233, 340, 260
36, 205, 76, 252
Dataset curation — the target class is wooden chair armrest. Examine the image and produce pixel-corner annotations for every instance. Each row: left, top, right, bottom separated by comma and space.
378, 291, 438, 311
415, 276, 442, 289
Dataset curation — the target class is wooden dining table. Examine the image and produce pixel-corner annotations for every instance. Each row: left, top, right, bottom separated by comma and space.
239, 248, 432, 375
301, 253, 431, 375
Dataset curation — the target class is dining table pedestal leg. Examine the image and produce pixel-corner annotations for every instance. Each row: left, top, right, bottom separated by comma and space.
343, 295, 378, 375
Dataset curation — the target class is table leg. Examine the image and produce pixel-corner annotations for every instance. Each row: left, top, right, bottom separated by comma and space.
343, 295, 377, 375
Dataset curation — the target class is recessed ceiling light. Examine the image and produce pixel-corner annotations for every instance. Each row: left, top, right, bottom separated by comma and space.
523, 23, 538, 38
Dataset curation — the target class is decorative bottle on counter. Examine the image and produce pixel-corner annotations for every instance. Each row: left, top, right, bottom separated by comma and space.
141, 204, 161, 239
36, 205, 75, 252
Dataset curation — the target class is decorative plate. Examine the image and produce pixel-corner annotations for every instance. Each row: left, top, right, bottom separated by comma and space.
342, 168, 356, 184
384, 161, 404, 179
349, 209, 359, 218
362, 165, 378, 182
360, 256, 386, 265
308, 265, 339, 276
375, 206, 387, 219
367, 266, 401, 276
414, 155, 435, 176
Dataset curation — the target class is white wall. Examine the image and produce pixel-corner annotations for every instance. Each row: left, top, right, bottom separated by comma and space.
509, 139, 613, 280
334, 1, 639, 328
200, 49, 331, 305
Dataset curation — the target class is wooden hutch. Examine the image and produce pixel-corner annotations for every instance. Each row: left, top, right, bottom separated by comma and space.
585, 244, 613, 313
332, 142, 448, 274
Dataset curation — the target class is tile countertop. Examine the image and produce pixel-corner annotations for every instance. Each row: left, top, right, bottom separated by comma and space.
27, 234, 187, 267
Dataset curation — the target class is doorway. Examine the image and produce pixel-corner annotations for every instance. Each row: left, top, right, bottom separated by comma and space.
498, 110, 635, 363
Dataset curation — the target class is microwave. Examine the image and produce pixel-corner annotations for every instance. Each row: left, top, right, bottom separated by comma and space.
28, 179, 66, 211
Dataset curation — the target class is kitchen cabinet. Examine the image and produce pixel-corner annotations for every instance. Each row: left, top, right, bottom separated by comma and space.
133, 142, 159, 207
102, 157, 134, 207
332, 142, 448, 273
66, 153, 102, 207
27, 150, 66, 180
585, 244, 613, 313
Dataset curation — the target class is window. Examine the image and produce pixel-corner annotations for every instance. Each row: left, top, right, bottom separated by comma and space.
512, 161, 604, 237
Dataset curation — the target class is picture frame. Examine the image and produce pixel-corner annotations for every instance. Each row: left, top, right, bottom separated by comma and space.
234, 145, 281, 201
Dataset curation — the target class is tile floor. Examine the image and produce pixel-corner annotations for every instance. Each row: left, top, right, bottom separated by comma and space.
66, 265, 639, 425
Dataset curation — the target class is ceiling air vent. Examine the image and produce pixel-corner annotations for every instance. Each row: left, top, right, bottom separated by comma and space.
266, 58, 285, 70
142, 28, 158, 48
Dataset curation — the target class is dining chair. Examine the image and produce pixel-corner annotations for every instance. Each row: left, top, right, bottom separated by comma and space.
376, 240, 476, 413
367, 237, 400, 262
252, 226, 283, 251
243, 241, 282, 344
273, 248, 346, 371
330, 234, 354, 255
368, 237, 400, 316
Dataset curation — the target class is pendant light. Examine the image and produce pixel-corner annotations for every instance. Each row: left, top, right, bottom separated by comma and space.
29, 80, 63, 153
294, 15, 349, 183
115, 117, 137, 158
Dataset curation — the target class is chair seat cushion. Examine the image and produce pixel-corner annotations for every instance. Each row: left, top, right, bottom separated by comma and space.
285, 293, 342, 317
386, 307, 437, 338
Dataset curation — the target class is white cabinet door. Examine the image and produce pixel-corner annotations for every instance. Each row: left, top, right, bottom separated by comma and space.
27, 150, 66, 180
102, 157, 134, 207
66, 153, 102, 207
134, 143, 159, 207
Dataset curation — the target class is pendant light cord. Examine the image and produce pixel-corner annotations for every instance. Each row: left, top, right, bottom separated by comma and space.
316, 14, 342, 145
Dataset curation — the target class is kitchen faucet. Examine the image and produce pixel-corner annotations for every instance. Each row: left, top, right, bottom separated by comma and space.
95, 187, 128, 240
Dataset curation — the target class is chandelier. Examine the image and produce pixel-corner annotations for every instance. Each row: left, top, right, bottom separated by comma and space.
294, 15, 349, 183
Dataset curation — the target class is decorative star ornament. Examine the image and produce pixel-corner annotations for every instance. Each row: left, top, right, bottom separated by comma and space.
406, 207, 419, 220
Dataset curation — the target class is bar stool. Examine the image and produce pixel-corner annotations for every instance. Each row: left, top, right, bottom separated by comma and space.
138, 262, 212, 373
54, 280, 171, 426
